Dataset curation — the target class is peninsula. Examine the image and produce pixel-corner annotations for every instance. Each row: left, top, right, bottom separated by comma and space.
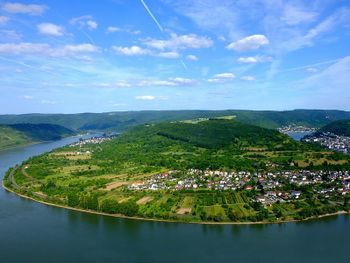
3, 118, 350, 223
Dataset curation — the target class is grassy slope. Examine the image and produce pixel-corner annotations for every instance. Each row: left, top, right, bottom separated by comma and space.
0, 109, 350, 131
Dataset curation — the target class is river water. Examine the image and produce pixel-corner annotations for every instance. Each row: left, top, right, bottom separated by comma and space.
0, 136, 349, 263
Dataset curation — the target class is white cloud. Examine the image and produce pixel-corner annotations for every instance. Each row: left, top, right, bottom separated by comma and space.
106, 26, 120, 33
86, 20, 97, 30
63, 44, 98, 53
143, 33, 213, 50
109, 77, 198, 88
186, 54, 198, 61
0, 42, 98, 56
135, 95, 156, 100
227, 34, 269, 52
169, 77, 197, 85
37, 23, 65, 36
2, 2, 47, 15
237, 55, 273, 64
208, 72, 235, 83
70, 15, 98, 31
112, 45, 150, 56
241, 76, 255, 81
112, 46, 179, 59
0, 16, 9, 25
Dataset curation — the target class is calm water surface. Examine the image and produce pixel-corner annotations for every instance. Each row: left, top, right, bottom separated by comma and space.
0, 136, 349, 263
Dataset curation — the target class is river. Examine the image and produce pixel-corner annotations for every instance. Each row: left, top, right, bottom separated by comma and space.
0, 136, 349, 263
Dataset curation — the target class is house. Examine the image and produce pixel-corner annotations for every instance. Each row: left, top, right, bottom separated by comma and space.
291, 191, 301, 199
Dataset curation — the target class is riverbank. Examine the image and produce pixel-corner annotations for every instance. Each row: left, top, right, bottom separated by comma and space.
0, 141, 40, 152
3, 181, 349, 225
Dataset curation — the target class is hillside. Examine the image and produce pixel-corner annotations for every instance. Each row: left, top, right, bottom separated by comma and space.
0, 109, 349, 132
0, 126, 33, 150
317, 120, 350, 136
5, 119, 350, 223
0, 123, 75, 150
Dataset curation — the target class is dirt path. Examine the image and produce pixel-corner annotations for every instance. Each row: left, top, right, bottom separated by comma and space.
20, 165, 36, 182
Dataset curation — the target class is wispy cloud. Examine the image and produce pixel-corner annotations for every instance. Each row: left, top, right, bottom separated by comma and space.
0, 42, 99, 57
0, 16, 9, 25
142, 33, 213, 50
237, 55, 272, 64
241, 76, 255, 81
70, 15, 98, 31
1, 2, 47, 16
186, 54, 198, 61
135, 95, 156, 100
106, 26, 120, 33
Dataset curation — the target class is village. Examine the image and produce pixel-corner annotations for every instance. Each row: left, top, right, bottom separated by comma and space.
303, 132, 350, 155
128, 169, 350, 205
69, 134, 117, 147
278, 125, 317, 133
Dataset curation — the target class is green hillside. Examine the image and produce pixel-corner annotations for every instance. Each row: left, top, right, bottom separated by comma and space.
317, 120, 350, 136
5, 119, 350, 223
0, 123, 75, 150
0, 126, 32, 150
0, 109, 349, 132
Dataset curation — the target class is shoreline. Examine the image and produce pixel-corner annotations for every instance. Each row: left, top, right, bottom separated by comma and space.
0, 141, 40, 152
2, 181, 349, 225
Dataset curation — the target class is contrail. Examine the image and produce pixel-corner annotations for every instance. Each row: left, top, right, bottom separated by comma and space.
139, 0, 188, 70
140, 0, 164, 32
0, 56, 61, 78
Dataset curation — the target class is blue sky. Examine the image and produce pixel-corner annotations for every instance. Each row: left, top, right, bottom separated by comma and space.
0, 0, 349, 114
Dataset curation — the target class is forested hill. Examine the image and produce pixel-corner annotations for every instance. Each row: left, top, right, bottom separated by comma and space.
125, 119, 294, 150
95, 118, 338, 172
0, 109, 349, 132
317, 120, 350, 136
0, 123, 75, 150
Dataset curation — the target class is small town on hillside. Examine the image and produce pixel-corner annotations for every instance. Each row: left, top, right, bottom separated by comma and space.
69, 134, 117, 147
304, 132, 350, 155
128, 169, 350, 205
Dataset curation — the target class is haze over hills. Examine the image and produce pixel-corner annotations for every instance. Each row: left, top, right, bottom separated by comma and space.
0, 109, 350, 132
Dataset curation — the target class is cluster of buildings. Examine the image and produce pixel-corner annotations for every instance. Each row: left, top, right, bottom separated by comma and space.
278, 125, 316, 134
69, 135, 116, 147
128, 169, 350, 204
303, 132, 350, 155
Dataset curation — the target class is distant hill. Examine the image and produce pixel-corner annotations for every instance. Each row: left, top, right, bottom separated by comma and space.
317, 120, 350, 136
0, 109, 349, 132
0, 123, 75, 150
